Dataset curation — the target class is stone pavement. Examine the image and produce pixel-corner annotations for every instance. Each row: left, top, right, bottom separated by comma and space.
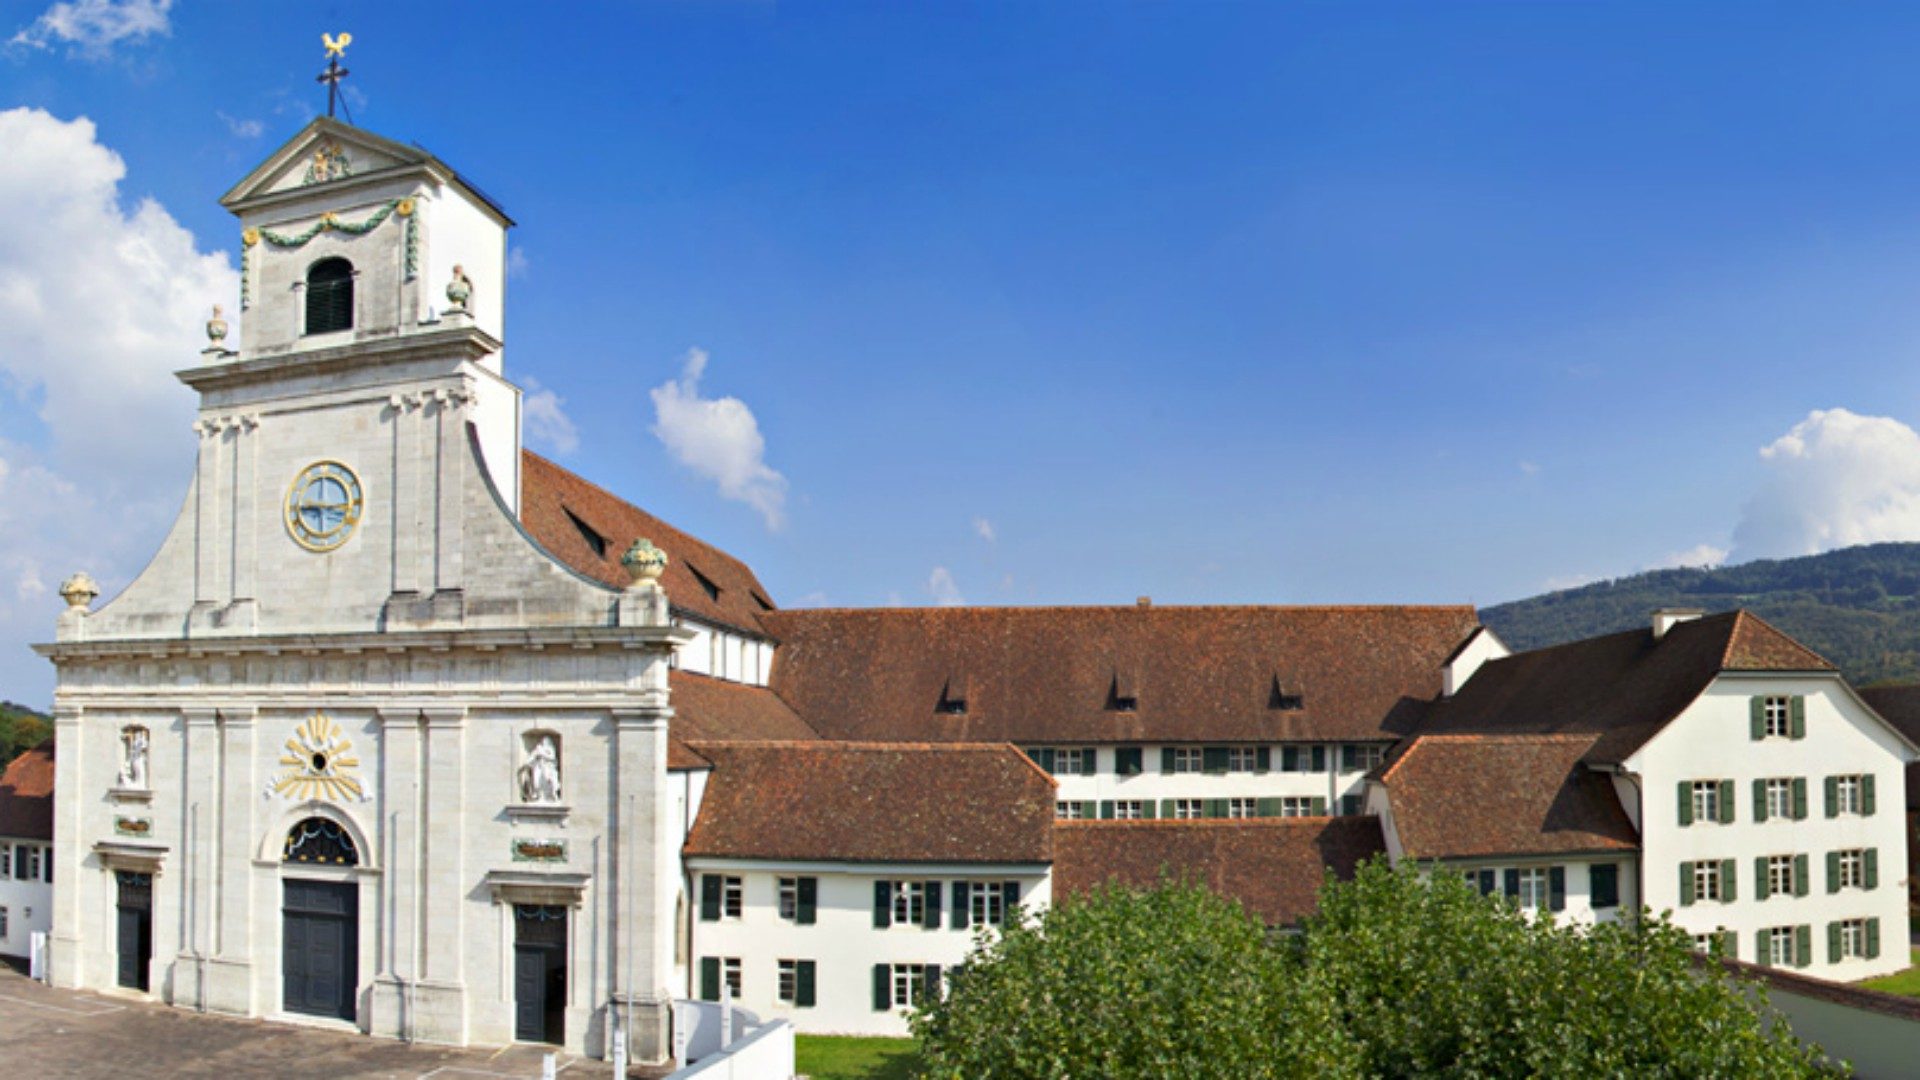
0, 962, 670, 1079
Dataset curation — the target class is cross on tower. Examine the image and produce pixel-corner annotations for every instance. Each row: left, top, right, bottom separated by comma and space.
317, 32, 353, 119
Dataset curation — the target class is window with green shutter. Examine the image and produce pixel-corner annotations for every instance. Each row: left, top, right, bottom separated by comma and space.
1717, 779, 1735, 824
1720, 858, 1737, 902
1752, 779, 1768, 822
1793, 854, 1808, 897
1116, 747, 1143, 776
1160, 748, 1176, 774
1677, 781, 1693, 826
1866, 848, 1879, 890
1793, 777, 1808, 820
796, 960, 816, 1007
1749, 696, 1767, 740
1679, 861, 1695, 906
1794, 925, 1812, 969
700, 957, 720, 1002
1789, 696, 1806, 738
797, 877, 817, 925
700, 874, 722, 921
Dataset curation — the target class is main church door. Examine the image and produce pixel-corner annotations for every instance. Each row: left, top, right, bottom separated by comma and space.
513, 904, 567, 1044
280, 818, 361, 1022
114, 871, 151, 991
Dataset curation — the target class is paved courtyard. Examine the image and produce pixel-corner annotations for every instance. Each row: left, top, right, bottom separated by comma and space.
0, 961, 659, 1079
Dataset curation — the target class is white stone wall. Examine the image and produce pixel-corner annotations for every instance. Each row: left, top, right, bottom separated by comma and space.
672, 623, 773, 687
684, 862, 1050, 1037
1430, 854, 1640, 928
1039, 744, 1376, 816
1629, 675, 1915, 980
0, 839, 52, 959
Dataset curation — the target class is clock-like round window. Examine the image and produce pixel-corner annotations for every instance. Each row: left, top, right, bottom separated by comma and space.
285, 461, 364, 552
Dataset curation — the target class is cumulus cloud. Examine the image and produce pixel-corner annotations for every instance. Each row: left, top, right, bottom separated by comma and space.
927, 566, 966, 606
216, 111, 263, 139
649, 348, 788, 530
0, 108, 235, 700
520, 377, 579, 456
8, 0, 170, 54
972, 516, 996, 543
507, 245, 531, 280
1730, 408, 1920, 560
1648, 543, 1729, 571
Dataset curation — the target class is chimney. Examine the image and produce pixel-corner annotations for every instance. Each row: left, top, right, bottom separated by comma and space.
1136, 596, 1152, 608
1652, 608, 1705, 641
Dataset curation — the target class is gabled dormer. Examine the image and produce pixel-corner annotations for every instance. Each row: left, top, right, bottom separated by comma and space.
218, 117, 513, 364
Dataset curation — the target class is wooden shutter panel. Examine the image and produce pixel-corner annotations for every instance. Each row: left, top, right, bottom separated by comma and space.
924, 964, 942, 999
1721, 930, 1738, 960
1865, 848, 1878, 889
1679, 861, 1695, 906
1794, 925, 1811, 969
1099, 800, 1114, 820
873, 964, 891, 1010
1717, 780, 1735, 824
1082, 748, 1098, 776
1868, 917, 1881, 959
1038, 748, 1056, 774
1257, 797, 1279, 818
1476, 869, 1495, 895
1677, 782, 1693, 826
796, 961, 816, 1007
1310, 796, 1327, 816
798, 877, 817, 925
1720, 859, 1737, 902
874, 881, 892, 928
1750, 696, 1766, 740
1794, 854, 1809, 898
951, 882, 971, 929
1549, 866, 1565, 912
1141, 800, 1157, 819
1829, 922, 1842, 964
1342, 744, 1357, 771
1203, 747, 1229, 774
1160, 748, 1176, 774
1752, 779, 1768, 823
1002, 880, 1019, 923
1206, 798, 1227, 819
1159, 799, 1175, 819
1863, 774, 1877, 815
1827, 851, 1841, 894
1755, 930, 1767, 964
700, 874, 721, 921
1504, 869, 1520, 897
1792, 778, 1807, 820
1311, 745, 1327, 772
1754, 857, 1769, 901
924, 880, 942, 928
1282, 746, 1300, 771
700, 957, 720, 1002
1256, 747, 1271, 773
1824, 776, 1838, 818
1789, 696, 1806, 739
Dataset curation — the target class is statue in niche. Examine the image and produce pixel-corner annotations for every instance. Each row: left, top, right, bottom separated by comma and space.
519, 734, 562, 804
118, 726, 149, 789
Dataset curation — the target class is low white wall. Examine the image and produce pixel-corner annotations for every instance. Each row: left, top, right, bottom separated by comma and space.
668, 1014, 795, 1080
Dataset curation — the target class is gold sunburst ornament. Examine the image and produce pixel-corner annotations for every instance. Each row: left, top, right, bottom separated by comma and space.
272, 712, 364, 801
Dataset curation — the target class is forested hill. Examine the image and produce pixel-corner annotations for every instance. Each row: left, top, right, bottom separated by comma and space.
0, 700, 51, 764
1479, 543, 1920, 687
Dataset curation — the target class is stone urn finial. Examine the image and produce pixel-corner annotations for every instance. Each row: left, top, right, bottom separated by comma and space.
59, 571, 100, 611
446, 265, 473, 312
621, 538, 667, 588
205, 304, 229, 348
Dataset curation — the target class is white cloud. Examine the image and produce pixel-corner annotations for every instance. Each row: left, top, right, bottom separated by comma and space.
520, 377, 579, 456
1730, 408, 1920, 560
972, 516, 996, 543
507, 245, 531, 280
216, 111, 263, 139
0, 108, 235, 700
649, 348, 788, 530
8, 0, 171, 54
1648, 543, 1729, 571
1518, 460, 1540, 476
927, 566, 966, 606
1542, 572, 1598, 592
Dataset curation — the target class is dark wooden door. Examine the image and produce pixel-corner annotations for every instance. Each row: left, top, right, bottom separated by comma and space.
114, 871, 151, 991
513, 905, 567, 1043
282, 878, 358, 1021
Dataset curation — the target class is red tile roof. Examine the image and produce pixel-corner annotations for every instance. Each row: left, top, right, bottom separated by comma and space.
518, 451, 778, 636
1051, 817, 1385, 927
683, 741, 1055, 864
761, 605, 1480, 744
667, 670, 819, 769
1415, 610, 1832, 764
1377, 733, 1639, 859
0, 741, 53, 841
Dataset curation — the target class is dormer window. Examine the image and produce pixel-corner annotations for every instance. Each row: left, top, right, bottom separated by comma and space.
1106, 672, 1138, 712
563, 508, 606, 558
936, 677, 967, 715
688, 564, 722, 602
1268, 676, 1303, 711
305, 257, 354, 334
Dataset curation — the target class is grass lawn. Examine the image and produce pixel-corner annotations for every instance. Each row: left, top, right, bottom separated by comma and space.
1858, 949, 1920, 997
794, 1035, 921, 1080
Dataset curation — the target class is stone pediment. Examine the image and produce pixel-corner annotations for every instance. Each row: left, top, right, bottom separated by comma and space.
222, 117, 457, 213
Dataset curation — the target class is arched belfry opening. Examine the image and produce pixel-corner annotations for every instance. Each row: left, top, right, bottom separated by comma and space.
305, 256, 354, 334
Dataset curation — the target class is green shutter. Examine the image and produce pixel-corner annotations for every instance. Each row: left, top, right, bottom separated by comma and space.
1160, 748, 1176, 774
873, 964, 891, 1011
925, 964, 943, 999
1549, 866, 1565, 912
1720, 859, 1736, 902
798, 877, 817, 925
1206, 798, 1227, 819
1256, 747, 1271, 773
1678, 781, 1693, 826
1718, 779, 1735, 824
1257, 797, 1279, 818
1750, 696, 1767, 740
1794, 925, 1812, 969
796, 961, 816, 1007
1829, 922, 1843, 964
1202, 747, 1229, 775
924, 881, 942, 928
1829, 850, 1844, 893
1790, 696, 1806, 739
1141, 800, 1157, 819
1342, 744, 1357, 771
1504, 869, 1520, 897
951, 882, 970, 929
1825, 776, 1838, 818
1098, 800, 1114, 820
1752, 779, 1768, 823
1792, 778, 1807, 820
1311, 745, 1328, 772
700, 957, 720, 1002
1755, 930, 1768, 965
1863, 774, 1877, 816
1794, 854, 1809, 897
1037, 748, 1056, 774
874, 881, 892, 928
1680, 861, 1695, 906
1754, 857, 1769, 901
1721, 930, 1738, 960
1083, 748, 1099, 776
1866, 848, 1879, 890
1310, 796, 1327, 816
1159, 799, 1175, 819
1282, 746, 1300, 771
700, 874, 721, 921
1868, 917, 1881, 959
1002, 881, 1020, 923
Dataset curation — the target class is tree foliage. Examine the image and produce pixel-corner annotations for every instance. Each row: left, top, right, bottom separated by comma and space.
913, 861, 1831, 1079
0, 700, 51, 765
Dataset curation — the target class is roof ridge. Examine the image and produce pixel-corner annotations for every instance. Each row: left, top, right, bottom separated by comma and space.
771, 603, 1478, 615
1053, 816, 1364, 829
686, 738, 1027, 753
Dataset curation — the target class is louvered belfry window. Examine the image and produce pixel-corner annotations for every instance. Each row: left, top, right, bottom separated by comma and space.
305, 257, 354, 334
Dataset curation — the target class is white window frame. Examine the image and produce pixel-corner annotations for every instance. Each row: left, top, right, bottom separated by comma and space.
721, 875, 743, 920
18, 845, 40, 885
1171, 748, 1202, 774
1516, 868, 1548, 911
1280, 796, 1314, 819
1111, 800, 1144, 820
1054, 748, 1088, 775
1225, 797, 1257, 819
1352, 744, 1385, 772
1838, 849, 1865, 890
0, 841, 9, 880
777, 959, 798, 1002
1690, 781, 1720, 824
0, 906, 7, 939
778, 877, 799, 921
1839, 918, 1867, 959
1172, 798, 1205, 820
1226, 747, 1258, 773
969, 882, 1007, 928
1763, 696, 1791, 738
892, 881, 927, 925
721, 957, 742, 996
1765, 779, 1793, 820
1767, 927, 1794, 966
1055, 801, 1087, 820
1767, 855, 1794, 897
891, 964, 928, 1008
1694, 861, 1722, 903
1836, 776, 1863, 815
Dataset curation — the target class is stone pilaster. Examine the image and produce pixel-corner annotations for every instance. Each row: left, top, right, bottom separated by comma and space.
432, 391, 468, 600
47, 703, 85, 988
205, 706, 257, 1014
610, 700, 673, 1062
172, 706, 220, 1009
415, 706, 469, 1042
368, 705, 423, 1040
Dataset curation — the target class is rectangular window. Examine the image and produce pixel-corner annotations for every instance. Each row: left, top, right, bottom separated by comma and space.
1590, 863, 1620, 909
17, 846, 40, 884
1692, 932, 1718, 954
1837, 849, 1865, 890
1694, 861, 1723, 903
778, 959, 798, 1003
1172, 798, 1205, 820
1839, 918, 1866, 960
1111, 800, 1144, 820
1055, 801, 1088, 820
1226, 748, 1259, 773
892, 881, 927, 925
1350, 745, 1385, 772
1054, 748, 1088, 775
41, 846, 49, 884
778, 877, 799, 920
1763, 695, 1791, 738
1516, 868, 1549, 910
0, 842, 9, 880
1836, 776, 1863, 815
1171, 748, 1202, 774
1767, 927, 1795, 967
1690, 781, 1720, 825
1280, 797, 1315, 818
969, 882, 1010, 927
0, 906, 7, 939
892, 964, 929, 1008
1226, 797, 1257, 819
1115, 747, 1143, 776
721, 876, 743, 919
1765, 779, 1793, 820
1767, 855, 1794, 897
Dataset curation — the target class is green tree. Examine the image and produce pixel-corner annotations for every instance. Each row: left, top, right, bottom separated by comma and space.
0, 701, 51, 764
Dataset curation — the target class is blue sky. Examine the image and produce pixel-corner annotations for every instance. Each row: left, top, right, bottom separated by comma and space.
7, 2, 1920, 703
